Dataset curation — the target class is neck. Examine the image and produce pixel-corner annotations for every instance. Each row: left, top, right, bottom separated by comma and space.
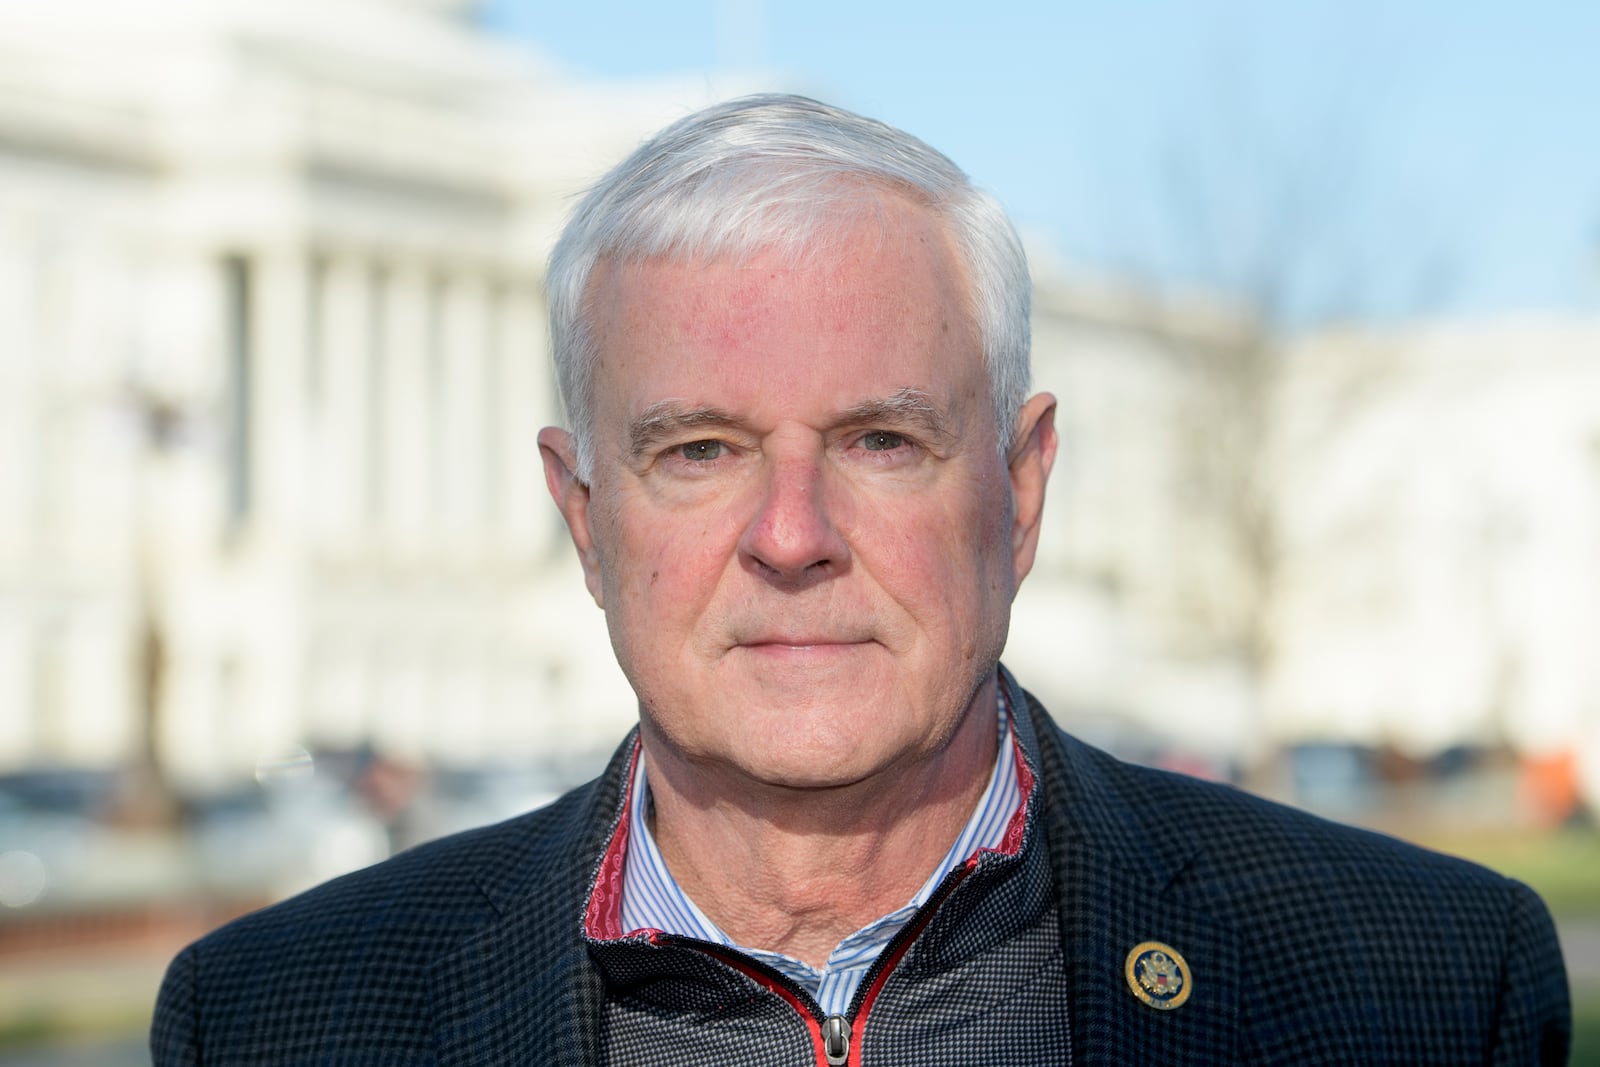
641, 679, 1000, 968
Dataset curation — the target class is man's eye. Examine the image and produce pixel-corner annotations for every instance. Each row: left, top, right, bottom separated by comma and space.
677, 440, 724, 462
861, 431, 907, 452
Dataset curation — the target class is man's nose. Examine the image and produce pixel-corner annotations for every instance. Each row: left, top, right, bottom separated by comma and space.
737, 453, 850, 583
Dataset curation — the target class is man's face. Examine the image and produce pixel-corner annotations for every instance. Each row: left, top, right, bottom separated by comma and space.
541, 194, 1055, 791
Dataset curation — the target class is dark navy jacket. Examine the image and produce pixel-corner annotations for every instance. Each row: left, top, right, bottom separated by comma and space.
152, 673, 1571, 1064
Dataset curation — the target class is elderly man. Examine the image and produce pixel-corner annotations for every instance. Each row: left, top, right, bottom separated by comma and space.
153, 95, 1570, 1065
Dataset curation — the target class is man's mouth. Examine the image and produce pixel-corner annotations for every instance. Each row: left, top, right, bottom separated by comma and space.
736, 636, 873, 654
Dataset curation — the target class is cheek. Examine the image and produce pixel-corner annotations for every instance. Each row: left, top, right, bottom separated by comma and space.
965, 468, 1016, 572
856, 494, 993, 608
598, 518, 717, 698
604, 505, 734, 626
922, 476, 1018, 630
940, 472, 1012, 566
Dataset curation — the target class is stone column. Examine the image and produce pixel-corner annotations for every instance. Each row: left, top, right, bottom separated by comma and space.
380, 262, 430, 556
311, 253, 373, 549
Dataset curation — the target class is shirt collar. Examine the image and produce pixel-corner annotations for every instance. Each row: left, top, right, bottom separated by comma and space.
610, 682, 1030, 1013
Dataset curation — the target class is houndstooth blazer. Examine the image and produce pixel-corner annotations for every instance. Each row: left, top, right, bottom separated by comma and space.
152, 671, 1571, 1064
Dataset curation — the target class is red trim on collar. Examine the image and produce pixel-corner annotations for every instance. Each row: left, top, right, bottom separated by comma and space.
968, 711, 1035, 864
997, 736, 1035, 856
583, 740, 641, 940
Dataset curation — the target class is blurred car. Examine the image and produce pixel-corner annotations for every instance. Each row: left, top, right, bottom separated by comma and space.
0, 769, 122, 910
187, 752, 390, 901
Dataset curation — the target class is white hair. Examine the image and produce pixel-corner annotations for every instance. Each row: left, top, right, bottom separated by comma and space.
547, 93, 1032, 480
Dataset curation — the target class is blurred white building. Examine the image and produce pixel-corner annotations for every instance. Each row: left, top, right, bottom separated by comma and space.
0, 0, 753, 787
0, 0, 1290, 787
1269, 317, 1600, 765
1011, 277, 1262, 762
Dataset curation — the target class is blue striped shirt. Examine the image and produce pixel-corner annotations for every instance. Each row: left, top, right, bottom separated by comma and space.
617, 687, 1024, 1016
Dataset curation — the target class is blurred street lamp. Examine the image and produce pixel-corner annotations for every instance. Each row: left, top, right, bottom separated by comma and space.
113, 379, 200, 828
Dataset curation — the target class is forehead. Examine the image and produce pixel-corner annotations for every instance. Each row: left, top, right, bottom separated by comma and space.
585, 197, 983, 419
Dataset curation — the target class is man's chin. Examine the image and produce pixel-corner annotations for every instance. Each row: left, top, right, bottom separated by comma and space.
716, 747, 890, 795
717, 707, 928, 796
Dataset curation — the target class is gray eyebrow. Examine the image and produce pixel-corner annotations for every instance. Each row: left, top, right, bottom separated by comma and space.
836, 388, 954, 442
627, 402, 746, 459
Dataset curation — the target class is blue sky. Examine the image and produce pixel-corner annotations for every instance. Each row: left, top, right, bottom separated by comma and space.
481, 1, 1600, 328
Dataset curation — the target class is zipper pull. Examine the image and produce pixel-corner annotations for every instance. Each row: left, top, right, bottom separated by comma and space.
822, 1014, 850, 1065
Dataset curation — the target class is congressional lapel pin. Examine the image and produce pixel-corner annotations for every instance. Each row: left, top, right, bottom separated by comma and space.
1124, 941, 1192, 1010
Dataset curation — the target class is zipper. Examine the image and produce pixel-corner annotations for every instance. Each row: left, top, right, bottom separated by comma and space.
671, 859, 976, 1066
821, 1015, 850, 1065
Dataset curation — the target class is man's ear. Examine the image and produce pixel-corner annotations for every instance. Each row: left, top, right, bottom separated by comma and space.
1006, 392, 1058, 588
538, 427, 605, 609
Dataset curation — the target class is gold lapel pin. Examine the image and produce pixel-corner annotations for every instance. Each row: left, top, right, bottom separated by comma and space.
1125, 941, 1192, 1010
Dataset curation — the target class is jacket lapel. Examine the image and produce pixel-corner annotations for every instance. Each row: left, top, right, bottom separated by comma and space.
1053, 836, 1242, 1063
427, 733, 636, 1067
1014, 678, 1243, 1063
